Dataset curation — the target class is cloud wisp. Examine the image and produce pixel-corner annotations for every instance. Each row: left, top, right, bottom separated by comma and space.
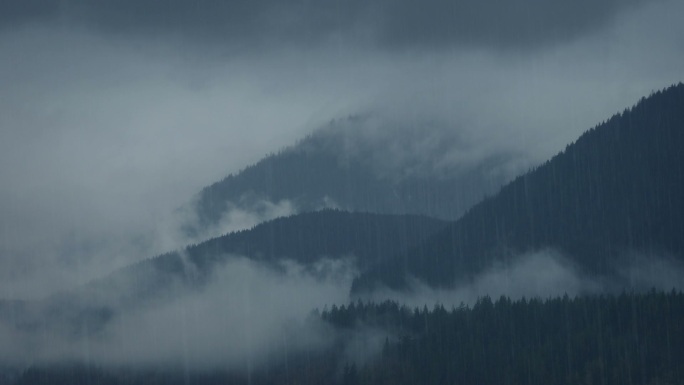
362, 249, 684, 309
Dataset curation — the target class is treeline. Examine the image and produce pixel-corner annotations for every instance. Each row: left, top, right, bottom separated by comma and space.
324, 290, 684, 385
11, 290, 684, 385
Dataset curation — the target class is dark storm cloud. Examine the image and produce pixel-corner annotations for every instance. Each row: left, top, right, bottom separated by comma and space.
378, 0, 648, 50
0, 0, 650, 51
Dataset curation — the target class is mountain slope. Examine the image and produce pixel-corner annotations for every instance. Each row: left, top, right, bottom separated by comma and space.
187, 117, 522, 236
184, 210, 446, 271
355, 83, 684, 291
64, 210, 446, 319
0, 211, 446, 336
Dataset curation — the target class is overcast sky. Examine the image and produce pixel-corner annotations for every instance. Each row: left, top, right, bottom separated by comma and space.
1, 0, 683, 299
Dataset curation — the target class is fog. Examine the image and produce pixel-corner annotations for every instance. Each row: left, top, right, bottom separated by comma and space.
298, 114, 529, 182
161, 198, 296, 253
363, 250, 684, 309
1, 0, 683, 299
612, 253, 684, 293
1, 248, 680, 372
0, 256, 354, 369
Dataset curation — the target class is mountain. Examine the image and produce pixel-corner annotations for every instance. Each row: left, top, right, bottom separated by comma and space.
354, 83, 684, 291
186, 116, 523, 236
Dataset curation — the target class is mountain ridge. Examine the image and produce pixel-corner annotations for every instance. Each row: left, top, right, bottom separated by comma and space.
185, 117, 522, 238
353, 82, 684, 292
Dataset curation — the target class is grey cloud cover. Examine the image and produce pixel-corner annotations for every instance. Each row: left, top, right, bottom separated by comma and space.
0, 0, 683, 299
0, 0, 652, 51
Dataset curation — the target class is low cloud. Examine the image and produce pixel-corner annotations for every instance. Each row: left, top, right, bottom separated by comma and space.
362, 249, 684, 309
158, 198, 296, 253
1, 249, 682, 372
300, 114, 530, 183
611, 252, 684, 292
364, 250, 600, 308
0, 256, 356, 370
95, 256, 352, 369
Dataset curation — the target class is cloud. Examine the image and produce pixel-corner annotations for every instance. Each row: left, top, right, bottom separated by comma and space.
362, 248, 684, 309
0, 0, 654, 52
300, 113, 530, 183
0, 256, 356, 370
0, 249, 679, 383
158, 198, 296, 254
1, 248, 682, 371
611, 253, 684, 292
0, 28, 328, 299
93, 257, 352, 369
363, 250, 601, 308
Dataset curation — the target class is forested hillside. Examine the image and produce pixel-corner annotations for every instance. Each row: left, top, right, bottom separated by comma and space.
356, 83, 684, 290
321, 290, 684, 385
184, 210, 446, 271
188, 118, 514, 235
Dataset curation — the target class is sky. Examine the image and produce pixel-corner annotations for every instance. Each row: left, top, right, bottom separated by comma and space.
1, 0, 684, 299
